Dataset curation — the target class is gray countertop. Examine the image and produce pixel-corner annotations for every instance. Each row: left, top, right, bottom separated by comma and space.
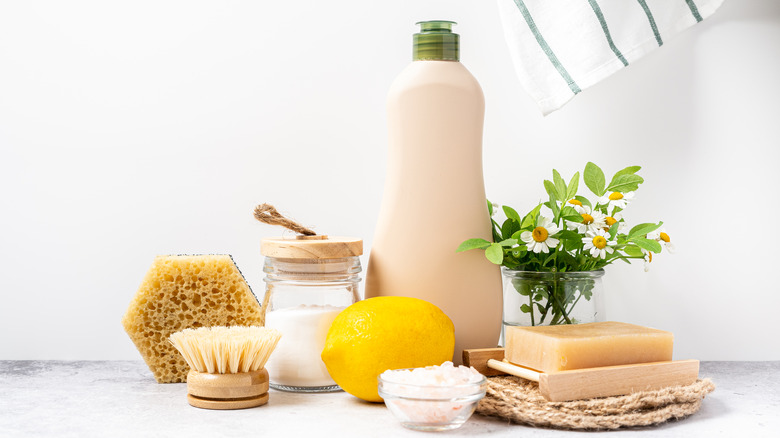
0, 361, 777, 437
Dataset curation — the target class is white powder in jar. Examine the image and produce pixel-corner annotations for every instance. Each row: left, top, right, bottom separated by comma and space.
265, 304, 344, 388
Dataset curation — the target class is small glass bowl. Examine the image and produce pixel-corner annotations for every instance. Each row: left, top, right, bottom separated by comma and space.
377, 371, 487, 431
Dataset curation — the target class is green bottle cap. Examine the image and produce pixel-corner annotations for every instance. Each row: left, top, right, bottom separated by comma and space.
413, 20, 459, 62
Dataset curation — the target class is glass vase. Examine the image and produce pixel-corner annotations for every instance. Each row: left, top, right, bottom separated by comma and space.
501, 269, 605, 332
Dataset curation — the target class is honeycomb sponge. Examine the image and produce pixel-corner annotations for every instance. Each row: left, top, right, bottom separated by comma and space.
122, 255, 264, 383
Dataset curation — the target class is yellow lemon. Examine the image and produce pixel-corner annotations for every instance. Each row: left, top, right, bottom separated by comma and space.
321, 296, 455, 402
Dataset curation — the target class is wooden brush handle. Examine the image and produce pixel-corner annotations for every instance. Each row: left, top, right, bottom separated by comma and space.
186, 369, 270, 410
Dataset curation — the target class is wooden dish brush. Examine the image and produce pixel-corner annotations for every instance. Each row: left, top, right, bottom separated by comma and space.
169, 326, 282, 410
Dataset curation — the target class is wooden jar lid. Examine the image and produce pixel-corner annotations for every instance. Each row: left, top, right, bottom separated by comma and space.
261, 235, 363, 259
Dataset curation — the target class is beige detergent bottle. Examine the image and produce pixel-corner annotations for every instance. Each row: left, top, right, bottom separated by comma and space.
366, 21, 502, 364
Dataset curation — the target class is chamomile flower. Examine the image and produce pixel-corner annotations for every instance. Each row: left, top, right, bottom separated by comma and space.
566, 205, 607, 234
604, 211, 621, 227
491, 202, 502, 216
602, 213, 628, 235
598, 191, 635, 211
520, 216, 560, 254
648, 228, 675, 253
581, 229, 617, 259
642, 249, 653, 272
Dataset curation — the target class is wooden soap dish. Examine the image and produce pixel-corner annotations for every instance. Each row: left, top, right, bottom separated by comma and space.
464, 348, 699, 402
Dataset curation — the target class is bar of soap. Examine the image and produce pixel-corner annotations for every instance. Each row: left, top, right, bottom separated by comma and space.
122, 255, 264, 383
505, 321, 673, 373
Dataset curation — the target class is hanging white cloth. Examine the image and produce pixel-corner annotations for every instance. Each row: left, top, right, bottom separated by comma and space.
497, 0, 725, 115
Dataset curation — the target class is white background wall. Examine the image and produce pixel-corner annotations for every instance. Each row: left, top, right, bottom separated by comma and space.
1, 0, 778, 361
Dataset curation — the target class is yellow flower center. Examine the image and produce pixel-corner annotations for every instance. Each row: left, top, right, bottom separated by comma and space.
532, 226, 548, 242
648, 252, 653, 263
660, 232, 670, 243
592, 236, 607, 249
605, 217, 617, 226
581, 213, 594, 224
568, 199, 582, 206
608, 192, 624, 201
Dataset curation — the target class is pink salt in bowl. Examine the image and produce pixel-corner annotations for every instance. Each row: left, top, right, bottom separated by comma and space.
377, 363, 488, 432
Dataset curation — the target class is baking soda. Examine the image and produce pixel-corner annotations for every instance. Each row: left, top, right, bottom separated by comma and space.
265, 305, 344, 389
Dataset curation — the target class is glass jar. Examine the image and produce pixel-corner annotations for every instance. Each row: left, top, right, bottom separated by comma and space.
502, 269, 605, 334
261, 235, 362, 393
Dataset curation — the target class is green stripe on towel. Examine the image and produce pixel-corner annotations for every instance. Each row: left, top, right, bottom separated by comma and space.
685, 0, 704, 22
512, 0, 581, 94
588, 0, 629, 67
637, 0, 663, 46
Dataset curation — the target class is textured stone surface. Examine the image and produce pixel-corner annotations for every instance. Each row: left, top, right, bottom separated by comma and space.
0, 361, 777, 437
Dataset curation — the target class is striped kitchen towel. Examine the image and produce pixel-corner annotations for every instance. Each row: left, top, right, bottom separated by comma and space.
497, 0, 724, 115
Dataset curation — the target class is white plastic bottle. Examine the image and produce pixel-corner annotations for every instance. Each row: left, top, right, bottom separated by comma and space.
366, 21, 502, 364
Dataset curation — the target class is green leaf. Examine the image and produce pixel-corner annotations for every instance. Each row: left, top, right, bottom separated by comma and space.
501, 218, 520, 240
553, 169, 567, 202
560, 206, 581, 223
491, 219, 502, 244
606, 174, 644, 193
485, 243, 504, 264
487, 199, 494, 217
609, 223, 619, 239
611, 165, 641, 180
543, 180, 557, 200
566, 171, 580, 200
631, 237, 662, 253
520, 304, 532, 314
584, 162, 606, 196
456, 238, 491, 252
502, 205, 521, 222
628, 221, 663, 239
497, 238, 518, 247
547, 192, 560, 219
557, 230, 583, 251
558, 229, 583, 242
623, 244, 644, 257
561, 206, 578, 216
521, 203, 543, 229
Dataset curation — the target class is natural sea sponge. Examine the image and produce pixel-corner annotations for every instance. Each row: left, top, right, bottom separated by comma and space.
122, 255, 263, 383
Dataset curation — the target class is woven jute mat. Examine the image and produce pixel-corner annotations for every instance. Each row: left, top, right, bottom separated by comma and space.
476, 376, 715, 430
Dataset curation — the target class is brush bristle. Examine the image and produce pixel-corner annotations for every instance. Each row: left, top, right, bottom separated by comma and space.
169, 326, 282, 374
